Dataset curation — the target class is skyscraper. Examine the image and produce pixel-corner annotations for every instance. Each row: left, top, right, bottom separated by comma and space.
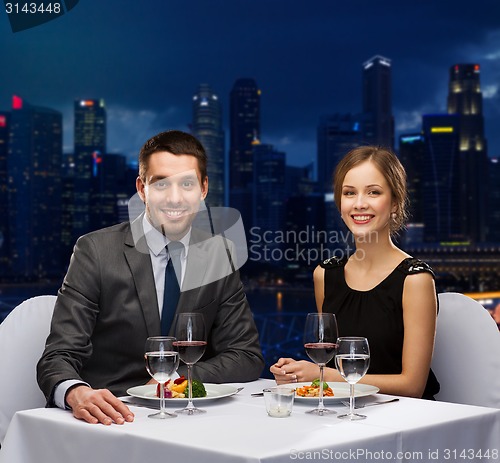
447, 64, 488, 242
399, 133, 426, 246
252, 143, 286, 261
90, 153, 129, 231
285, 163, 315, 197
229, 78, 260, 190
229, 78, 260, 229
60, 153, 76, 263
362, 55, 394, 149
447, 64, 486, 150
317, 113, 362, 194
422, 114, 464, 243
7, 96, 62, 278
192, 84, 225, 206
399, 133, 426, 224
73, 99, 106, 241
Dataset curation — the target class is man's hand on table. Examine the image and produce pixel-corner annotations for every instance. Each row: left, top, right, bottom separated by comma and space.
65, 385, 135, 425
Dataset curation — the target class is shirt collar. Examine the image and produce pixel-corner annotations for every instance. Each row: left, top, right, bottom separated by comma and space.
142, 215, 191, 258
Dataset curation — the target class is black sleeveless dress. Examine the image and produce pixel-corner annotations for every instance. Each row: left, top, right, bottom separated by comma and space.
320, 256, 440, 400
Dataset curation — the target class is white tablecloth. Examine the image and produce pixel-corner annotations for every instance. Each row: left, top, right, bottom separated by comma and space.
1, 379, 499, 463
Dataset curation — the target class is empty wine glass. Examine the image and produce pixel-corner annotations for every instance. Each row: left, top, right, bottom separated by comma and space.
335, 336, 370, 420
173, 312, 207, 415
303, 312, 338, 415
144, 336, 179, 419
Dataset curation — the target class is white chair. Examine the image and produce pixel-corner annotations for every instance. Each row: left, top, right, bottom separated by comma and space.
432, 292, 500, 408
0, 295, 56, 445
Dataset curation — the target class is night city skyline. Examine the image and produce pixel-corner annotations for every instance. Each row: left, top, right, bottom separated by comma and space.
2, 1, 500, 167
0, 0, 500, 330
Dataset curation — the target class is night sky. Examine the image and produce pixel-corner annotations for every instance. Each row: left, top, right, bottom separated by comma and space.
1, 0, 500, 167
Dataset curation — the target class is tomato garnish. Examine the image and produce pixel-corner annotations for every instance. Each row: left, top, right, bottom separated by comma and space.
174, 375, 186, 385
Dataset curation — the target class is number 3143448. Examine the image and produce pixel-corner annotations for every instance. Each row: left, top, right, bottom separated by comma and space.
5, 3, 62, 14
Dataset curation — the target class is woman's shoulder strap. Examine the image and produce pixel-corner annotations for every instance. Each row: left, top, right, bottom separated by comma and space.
397, 257, 435, 278
319, 255, 347, 269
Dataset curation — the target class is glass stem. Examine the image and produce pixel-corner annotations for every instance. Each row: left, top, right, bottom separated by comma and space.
187, 364, 194, 408
318, 364, 325, 410
159, 381, 166, 415
349, 383, 354, 416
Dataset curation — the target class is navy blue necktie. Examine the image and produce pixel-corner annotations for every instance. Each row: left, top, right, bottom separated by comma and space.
161, 241, 183, 335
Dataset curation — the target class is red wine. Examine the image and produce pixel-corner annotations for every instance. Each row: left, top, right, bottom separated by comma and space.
173, 340, 207, 364
304, 342, 337, 365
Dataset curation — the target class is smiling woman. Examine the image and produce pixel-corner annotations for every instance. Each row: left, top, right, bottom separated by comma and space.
340, 164, 395, 240
271, 146, 440, 401
334, 146, 409, 237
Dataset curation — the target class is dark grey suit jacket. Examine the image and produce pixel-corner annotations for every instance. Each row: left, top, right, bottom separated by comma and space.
37, 217, 264, 402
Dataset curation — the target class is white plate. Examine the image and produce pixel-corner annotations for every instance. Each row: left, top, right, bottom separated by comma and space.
293, 382, 379, 403
126, 383, 239, 403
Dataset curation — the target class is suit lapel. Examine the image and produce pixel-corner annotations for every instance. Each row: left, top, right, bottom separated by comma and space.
123, 221, 212, 327
124, 216, 160, 336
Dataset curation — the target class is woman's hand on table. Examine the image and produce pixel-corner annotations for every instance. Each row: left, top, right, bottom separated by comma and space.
65, 385, 135, 425
270, 358, 320, 384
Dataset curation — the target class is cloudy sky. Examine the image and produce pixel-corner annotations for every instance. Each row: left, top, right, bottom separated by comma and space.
1, 0, 500, 167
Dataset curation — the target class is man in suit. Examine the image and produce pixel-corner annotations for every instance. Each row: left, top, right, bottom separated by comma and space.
37, 130, 264, 425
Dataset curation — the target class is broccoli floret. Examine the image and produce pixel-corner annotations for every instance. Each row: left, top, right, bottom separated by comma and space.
190, 380, 207, 398
311, 378, 329, 390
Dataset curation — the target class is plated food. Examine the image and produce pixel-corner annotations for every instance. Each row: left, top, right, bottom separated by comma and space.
127, 383, 239, 402
156, 375, 207, 398
292, 382, 379, 403
296, 379, 334, 397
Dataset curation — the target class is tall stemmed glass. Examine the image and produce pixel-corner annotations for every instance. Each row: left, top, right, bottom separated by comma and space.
174, 312, 207, 415
144, 336, 179, 419
336, 336, 370, 420
303, 312, 338, 415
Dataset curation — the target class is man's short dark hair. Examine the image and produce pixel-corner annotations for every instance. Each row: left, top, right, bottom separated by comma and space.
139, 130, 207, 182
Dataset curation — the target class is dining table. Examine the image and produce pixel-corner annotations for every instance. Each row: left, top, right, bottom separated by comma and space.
1, 378, 499, 463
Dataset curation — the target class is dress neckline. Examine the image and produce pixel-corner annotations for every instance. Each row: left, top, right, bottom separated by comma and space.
342, 257, 411, 294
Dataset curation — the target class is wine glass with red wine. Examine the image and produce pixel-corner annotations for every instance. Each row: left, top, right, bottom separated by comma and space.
303, 312, 338, 415
173, 312, 207, 415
